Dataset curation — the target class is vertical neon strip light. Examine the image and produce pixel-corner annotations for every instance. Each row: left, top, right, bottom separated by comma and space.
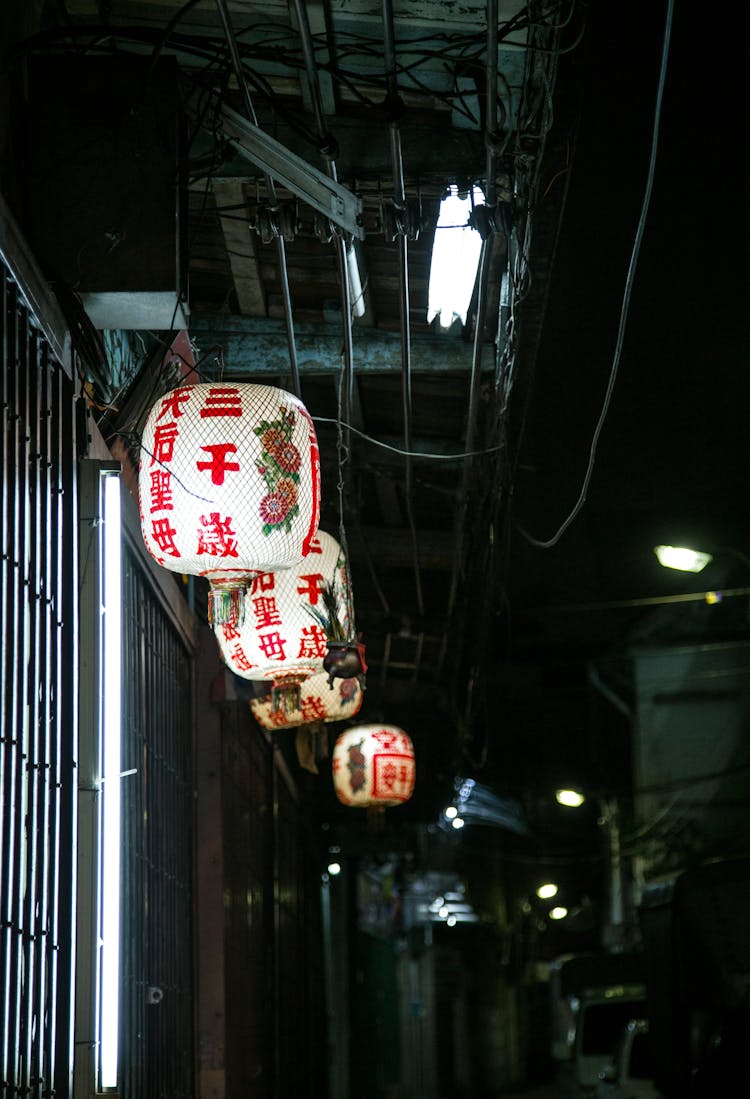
100, 472, 122, 1089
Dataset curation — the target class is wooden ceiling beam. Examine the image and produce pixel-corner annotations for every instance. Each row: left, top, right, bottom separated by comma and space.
188, 314, 494, 374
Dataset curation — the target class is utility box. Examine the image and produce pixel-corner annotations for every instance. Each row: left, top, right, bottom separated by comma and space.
22, 54, 188, 329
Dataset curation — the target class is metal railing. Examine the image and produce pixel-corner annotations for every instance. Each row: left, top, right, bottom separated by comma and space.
119, 542, 196, 1097
0, 227, 77, 1097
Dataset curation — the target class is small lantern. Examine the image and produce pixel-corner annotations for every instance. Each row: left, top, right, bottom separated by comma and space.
332, 724, 415, 808
138, 382, 320, 626
250, 670, 363, 731
213, 530, 351, 710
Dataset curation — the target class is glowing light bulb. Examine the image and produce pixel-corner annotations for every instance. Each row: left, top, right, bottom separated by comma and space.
555, 789, 585, 808
654, 544, 712, 572
536, 883, 558, 900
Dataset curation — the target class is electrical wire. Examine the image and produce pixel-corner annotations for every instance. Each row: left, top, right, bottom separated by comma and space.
310, 420, 505, 461
517, 0, 675, 549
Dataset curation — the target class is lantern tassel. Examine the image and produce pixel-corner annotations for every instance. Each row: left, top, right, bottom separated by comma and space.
272, 675, 304, 715
208, 582, 246, 629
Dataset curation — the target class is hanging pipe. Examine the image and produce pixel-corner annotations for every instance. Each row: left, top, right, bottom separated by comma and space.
289, 0, 355, 431
381, 0, 424, 617
446, 0, 498, 619
214, 0, 301, 398
289, 0, 355, 530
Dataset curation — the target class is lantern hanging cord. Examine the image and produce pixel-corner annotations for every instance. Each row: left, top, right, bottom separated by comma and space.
124, 436, 217, 504
516, 0, 674, 550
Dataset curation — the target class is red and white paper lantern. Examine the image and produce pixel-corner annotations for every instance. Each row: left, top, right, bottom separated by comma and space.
138, 382, 320, 625
250, 670, 363, 731
332, 724, 415, 808
214, 530, 352, 705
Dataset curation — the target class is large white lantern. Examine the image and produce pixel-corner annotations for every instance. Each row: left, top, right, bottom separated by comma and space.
138, 382, 320, 625
250, 670, 363, 731
214, 530, 353, 709
332, 724, 415, 808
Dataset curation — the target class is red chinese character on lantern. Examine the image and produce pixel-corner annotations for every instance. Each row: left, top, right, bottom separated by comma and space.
380, 761, 398, 789
196, 443, 240, 485
221, 623, 242, 642
157, 387, 193, 421
296, 573, 324, 605
301, 696, 328, 722
249, 572, 275, 595
149, 470, 174, 512
199, 386, 243, 418
229, 644, 253, 672
297, 625, 327, 659
307, 536, 323, 555
268, 708, 292, 727
197, 513, 239, 557
373, 729, 399, 750
251, 596, 282, 629
258, 632, 287, 660
151, 423, 179, 466
151, 518, 181, 557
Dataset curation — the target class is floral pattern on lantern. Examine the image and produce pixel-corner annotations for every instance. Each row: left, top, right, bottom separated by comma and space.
213, 530, 353, 709
250, 670, 363, 731
138, 382, 320, 625
332, 724, 415, 808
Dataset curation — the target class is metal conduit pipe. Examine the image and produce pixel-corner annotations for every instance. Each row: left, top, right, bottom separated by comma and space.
381, 0, 424, 617
289, 0, 355, 463
446, 0, 499, 619
214, 0, 301, 398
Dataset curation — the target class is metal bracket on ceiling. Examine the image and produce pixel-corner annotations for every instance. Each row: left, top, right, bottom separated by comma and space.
212, 103, 365, 241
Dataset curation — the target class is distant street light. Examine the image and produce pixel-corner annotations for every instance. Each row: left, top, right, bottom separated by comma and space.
653, 544, 712, 572
555, 788, 585, 808
536, 883, 559, 900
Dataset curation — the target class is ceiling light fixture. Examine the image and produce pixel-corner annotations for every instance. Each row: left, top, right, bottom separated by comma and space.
427, 185, 484, 330
653, 544, 713, 572
549, 906, 568, 921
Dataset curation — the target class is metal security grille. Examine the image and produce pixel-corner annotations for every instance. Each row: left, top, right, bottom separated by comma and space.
0, 263, 77, 1096
119, 543, 195, 1097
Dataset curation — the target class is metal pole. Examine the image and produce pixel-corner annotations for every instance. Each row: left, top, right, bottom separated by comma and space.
214, 0, 301, 396
381, 0, 423, 616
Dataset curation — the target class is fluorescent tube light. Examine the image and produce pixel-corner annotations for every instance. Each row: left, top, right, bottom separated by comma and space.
99, 471, 122, 1091
346, 243, 366, 318
427, 185, 484, 330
